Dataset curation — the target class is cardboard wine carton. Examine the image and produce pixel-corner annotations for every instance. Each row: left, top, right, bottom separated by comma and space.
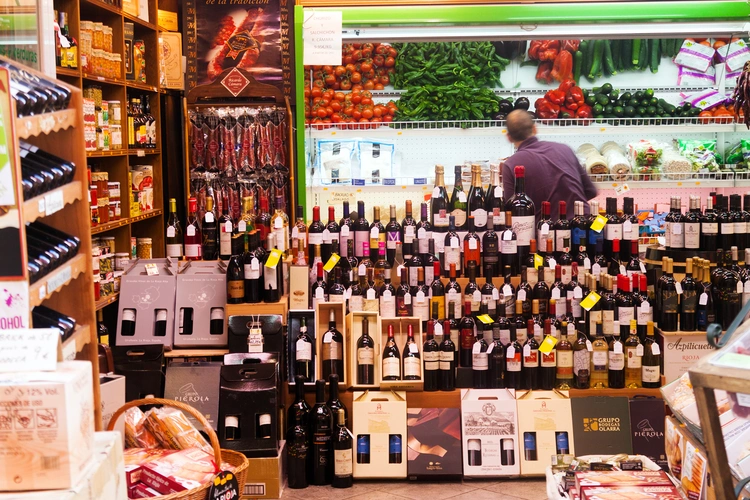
516, 390, 575, 476
352, 390, 407, 478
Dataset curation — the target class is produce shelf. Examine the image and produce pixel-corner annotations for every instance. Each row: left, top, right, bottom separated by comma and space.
29, 254, 88, 308
17, 109, 79, 139
23, 181, 84, 224
61, 324, 91, 360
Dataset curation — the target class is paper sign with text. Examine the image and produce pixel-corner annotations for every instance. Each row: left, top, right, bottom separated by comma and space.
303, 10, 343, 65
0, 328, 60, 372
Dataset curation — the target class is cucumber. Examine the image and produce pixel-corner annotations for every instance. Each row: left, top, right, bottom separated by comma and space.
621, 39, 632, 70
603, 40, 617, 76
574, 50, 583, 84
639, 39, 648, 70
660, 39, 670, 57
649, 38, 659, 73
632, 38, 642, 66
673, 38, 684, 57
611, 40, 622, 72
580, 40, 592, 80
588, 39, 605, 81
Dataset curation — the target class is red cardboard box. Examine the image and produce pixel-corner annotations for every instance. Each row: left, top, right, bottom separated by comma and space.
581, 485, 683, 500
575, 470, 672, 492
141, 448, 220, 494
131, 483, 162, 497
123, 448, 177, 488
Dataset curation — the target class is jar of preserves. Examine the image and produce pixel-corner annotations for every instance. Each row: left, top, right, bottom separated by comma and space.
93, 274, 101, 301
101, 236, 116, 254
115, 253, 130, 271
108, 181, 120, 202
100, 279, 114, 297
136, 238, 152, 259
103, 26, 113, 52
93, 23, 104, 50
99, 253, 113, 275
109, 200, 120, 220
108, 101, 121, 125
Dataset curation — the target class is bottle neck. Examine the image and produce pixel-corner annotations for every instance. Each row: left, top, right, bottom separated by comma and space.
515, 175, 525, 194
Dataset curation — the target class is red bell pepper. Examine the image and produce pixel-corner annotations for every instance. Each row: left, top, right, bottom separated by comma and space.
544, 89, 566, 106
558, 80, 577, 93
560, 40, 580, 53
567, 86, 584, 105
529, 40, 560, 61
576, 105, 593, 118
535, 61, 553, 84
535, 98, 561, 119
551, 50, 573, 82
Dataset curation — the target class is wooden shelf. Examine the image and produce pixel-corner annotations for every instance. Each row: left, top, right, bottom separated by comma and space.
61, 324, 92, 360
569, 387, 664, 398
22, 181, 84, 224
81, 0, 124, 16
128, 148, 161, 156
165, 349, 229, 358
127, 81, 159, 93
17, 109, 78, 140
122, 11, 159, 31
95, 292, 119, 311
91, 209, 163, 234
56, 67, 81, 78
82, 73, 125, 87
29, 253, 89, 308
87, 150, 128, 158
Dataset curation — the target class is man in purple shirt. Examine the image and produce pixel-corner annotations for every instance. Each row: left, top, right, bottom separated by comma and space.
502, 110, 597, 220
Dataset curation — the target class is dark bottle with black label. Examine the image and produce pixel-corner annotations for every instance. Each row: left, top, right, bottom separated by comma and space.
309, 379, 332, 485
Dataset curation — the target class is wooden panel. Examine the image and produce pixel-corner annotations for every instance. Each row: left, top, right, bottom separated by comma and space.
226, 299, 290, 324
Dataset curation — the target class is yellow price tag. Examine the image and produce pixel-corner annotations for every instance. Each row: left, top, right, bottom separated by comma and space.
580, 291, 601, 311
323, 254, 340, 272
534, 254, 544, 269
477, 314, 495, 325
590, 215, 608, 233
538, 335, 558, 354
265, 249, 283, 269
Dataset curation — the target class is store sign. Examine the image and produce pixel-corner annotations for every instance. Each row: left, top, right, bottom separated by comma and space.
302, 10, 342, 66
221, 67, 250, 97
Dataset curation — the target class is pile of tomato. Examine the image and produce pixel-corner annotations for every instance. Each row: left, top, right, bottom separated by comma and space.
305, 88, 398, 126
303, 43, 397, 91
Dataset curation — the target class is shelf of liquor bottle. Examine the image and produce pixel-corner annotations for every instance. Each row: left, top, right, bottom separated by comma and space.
90, 209, 163, 234
95, 292, 119, 311
29, 253, 88, 308
128, 148, 161, 157
22, 181, 84, 224
568, 387, 664, 399
164, 349, 230, 359
17, 108, 79, 140
87, 150, 128, 158
55, 67, 81, 78
225, 298, 289, 325
126, 81, 159, 93
60, 324, 92, 361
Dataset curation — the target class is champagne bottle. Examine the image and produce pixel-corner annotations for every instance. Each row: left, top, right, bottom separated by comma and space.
226, 254, 245, 304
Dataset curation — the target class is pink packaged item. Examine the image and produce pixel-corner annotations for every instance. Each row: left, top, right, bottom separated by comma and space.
717, 40, 750, 71
674, 40, 716, 72
130, 483, 162, 498
140, 448, 227, 495
678, 65, 715, 87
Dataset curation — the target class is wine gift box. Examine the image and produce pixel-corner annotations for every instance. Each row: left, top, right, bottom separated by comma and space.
460, 388, 520, 477
288, 265, 309, 311
173, 261, 227, 347
218, 360, 279, 458
379, 317, 424, 392
629, 397, 667, 469
515, 390, 574, 476
288, 309, 317, 386
406, 408, 462, 480
115, 259, 177, 348
346, 311, 381, 389
113, 344, 165, 401
570, 396, 633, 456
164, 361, 221, 430
352, 390, 408, 479
0, 361, 95, 491
314, 302, 348, 387
227, 314, 284, 356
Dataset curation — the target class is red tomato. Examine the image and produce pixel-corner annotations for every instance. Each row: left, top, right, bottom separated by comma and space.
350, 72, 362, 83
361, 98, 373, 106
330, 101, 342, 112
360, 61, 373, 73
340, 79, 352, 90
383, 114, 394, 122
379, 75, 390, 86
384, 57, 395, 67
351, 50, 362, 61
334, 66, 346, 77
362, 108, 374, 119
373, 55, 385, 67
323, 89, 334, 100
324, 74, 336, 86
334, 92, 346, 101
364, 80, 375, 90
373, 106, 383, 118
374, 83, 385, 90
331, 113, 342, 123
316, 107, 328, 118
352, 109, 363, 120
387, 47, 398, 58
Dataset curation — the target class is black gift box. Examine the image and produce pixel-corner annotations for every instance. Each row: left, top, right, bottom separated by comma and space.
219, 361, 279, 458
407, 408, 463, 480
629, 397, 667, 468
113, 344, 165, 401
227, 314, 284, 358
571, 396, 633, 456
164, 361, 221, 430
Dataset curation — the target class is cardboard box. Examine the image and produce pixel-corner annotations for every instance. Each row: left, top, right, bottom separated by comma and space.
0, 431, 128, 500
460, 389, 520, 477
581, 485, 682, 500
575, 470, 672, 491
288, 309, 317, 386
629, 397, 666, 467
657, 329, 714, 384
122, 0, 138, 17
380, 317, 424, 392
227, 314, 284, 355
347, 311, 381, 389
352, 390, 407, 478
157, 9, 178, 31
571, 396, 633, 456
100, 374, 126, 442
665, 416, 685, 479
516, 390, 575, 476
242, 441, 285, 499
0, 361, 95, 491
681, 436, 708, 500
164, 361, 221, 430
173, 261, 227, 347
112, 344, 165, 401
406, 408, 462, 480
115, 259, 177, 348
159, 32, 184, 90
315, 302, 347, 387
288, 265, 309, 310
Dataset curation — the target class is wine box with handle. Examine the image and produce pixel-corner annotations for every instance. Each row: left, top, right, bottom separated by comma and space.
164, 361, 221, 430
570, 396, 633, 456
352, 390, 408, 478
0, 361, 95, 491
515, 389, 574, 476
173, 261, 227, 347
379, 317, 424, 392
115, 259, 177, 348
314, 302, 348, 387
460, 389, 520, 477
112, 344, 165, 401
227, 314, 284, 356
219, 359, 279, 458
287, 309, 317, 386
346, 311, 381, 389
224, 353, 282, 405
406, 408, 462, 480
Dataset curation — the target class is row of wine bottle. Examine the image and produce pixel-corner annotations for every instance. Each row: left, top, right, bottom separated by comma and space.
2, 59, 71, 117
19, 140, 76, 200
26, 221, 80, 284
31, 305, 77, 341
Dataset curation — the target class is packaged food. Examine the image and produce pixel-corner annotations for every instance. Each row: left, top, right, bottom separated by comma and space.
600, 141, 630, 181
676, 139, 721, 172
673, 40, 716, 72
143, 407, 211, 453
575, 470, 673, 492
124, 406, 160, 449
627, 140, 663, 180
316, 139, 356, 184
677, 65, 715, 87
576, 143, 609, 180
681, 89, 730, 111
140, 447, 228, 495
581, 485, 683, 500
717, 40, 750, 71
123, 448, 177, 488
358, 140, 395, 184
661, 151, 693, 179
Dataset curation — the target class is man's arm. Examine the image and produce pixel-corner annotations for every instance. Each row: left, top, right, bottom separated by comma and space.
580, 163, 598, 201
502, 161, 515, 204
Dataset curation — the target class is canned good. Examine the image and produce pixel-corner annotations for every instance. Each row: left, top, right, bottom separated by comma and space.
136, 238, 152, 259
114, 253, 130, 271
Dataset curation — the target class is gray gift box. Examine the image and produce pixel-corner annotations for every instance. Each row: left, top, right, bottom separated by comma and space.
173, 261, 227, 347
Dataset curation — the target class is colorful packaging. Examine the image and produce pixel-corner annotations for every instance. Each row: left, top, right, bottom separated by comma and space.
673, 40, 716, 72
575, 470, 672, 492
581, 485, 683, 500
140, 448, 221, 494
677, 65, 715, 86
717, 40, 750, 71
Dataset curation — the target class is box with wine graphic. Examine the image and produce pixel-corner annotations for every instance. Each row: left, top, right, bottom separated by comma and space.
406, 408, 462, 480
313, 302, 348, 387
352, 390, 407, 478
379, 318, 424, 392
460, 389, 520, 477
115, 258, 177, 348
346, 311, 381, 389
173, 261, 227, 347
288, 309, 317, 386
516, 390, 575, 476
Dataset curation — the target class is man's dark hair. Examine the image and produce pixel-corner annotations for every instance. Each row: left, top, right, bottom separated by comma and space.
506, 110, 535, 142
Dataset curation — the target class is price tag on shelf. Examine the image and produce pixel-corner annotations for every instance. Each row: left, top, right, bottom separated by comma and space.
323, 254, 340, 272
614, 184, 630, 196
590, 215, 608, 233
0, 329, 59, 373
137, 150, 145, 157
145, 264, 159, 276
44, 190, 64, 216
46, 266, 72, 294
538, 335, 558, 354
265, 249, 282, 269
580, 291, 601, 311
38, 284, 46, 301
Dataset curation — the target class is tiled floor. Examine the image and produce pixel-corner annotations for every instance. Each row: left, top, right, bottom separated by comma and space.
280, 478, 547, 499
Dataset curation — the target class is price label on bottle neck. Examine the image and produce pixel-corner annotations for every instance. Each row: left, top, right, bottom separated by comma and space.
324, 254, 340, 272
590, 215, 608, 233
477, 314, 494, 325
580, 292, 601, 311
586, 340, 593, 351
266, 249, 282, 269
539, 335, 557, 354
652, 343, 661, 355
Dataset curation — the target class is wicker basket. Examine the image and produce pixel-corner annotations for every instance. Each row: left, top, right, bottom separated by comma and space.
108, 398, 249, 500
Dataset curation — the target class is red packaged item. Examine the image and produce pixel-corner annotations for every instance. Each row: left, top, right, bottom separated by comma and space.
130, 483, 162, 498
123, 448, 177, 488
581, 485, 683, 500
140, 448, 231, 495
575, 470, 673, 492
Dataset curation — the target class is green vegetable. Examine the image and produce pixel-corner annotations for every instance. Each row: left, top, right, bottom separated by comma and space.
620, 92, 632, 102
638, 39, 648, 70
649, 39, 659, 73
600, 83, 613, 95
574, 50, 583, 84
613, 106, 625, 117
582, 40, 594, 79
632, 39, 642, 66
394, 83, 502, 122
595, 94, 610, 106
585, 95, 597, 106
622, 39, 633, 70
593, 103, 604, 115
611, 40, 621, 72
644, 89, 655, 99
603, 41, 617, 77
623, 106, 635, 117
588, 40, 605, 81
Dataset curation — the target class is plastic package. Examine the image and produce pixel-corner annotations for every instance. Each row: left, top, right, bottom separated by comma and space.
316, 139, 356, 184
600, 141, 631, 181
676, 139, 721, 172
577, 143, 609, 180
717, 40, 750, 71
677, 65, 716, 87
628, 140, 663, 180
673, 40, 716, 72
358, 141, 394, 184
124, 407, 160, 449
681, 89, 730, 111
661, 149, 694, 179
143, 407, 212, 453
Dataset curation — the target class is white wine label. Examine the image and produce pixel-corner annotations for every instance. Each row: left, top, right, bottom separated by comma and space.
358, 347, 374, 364
593, 351, 607, 367
471, 209, 488, 227
551, 288, 561, 300
335, 449, 353, 476
557, 350, 573, 368
380, 296, 396, 318
642, 365, 660, 383
675, 282, 683, 294
492, 288, 499, 300
409, 343, 419, 354
404, 292, 412, 305
523, 344, 531, 357
383, 357, 400, 377
609, 352, 624, 370
512, 215, 536, 246
370, 227, 379, 239
502, 239, 518, 254
185, 244, 200, 258
296, 339, 312, 361
472, 352, 488, 370
627, 347, 642, 368
322, 229, 332, 243
618, 307, 635, 325
404, 357, 421, 376
506, 346, 516, 358
309, 232, 323, 245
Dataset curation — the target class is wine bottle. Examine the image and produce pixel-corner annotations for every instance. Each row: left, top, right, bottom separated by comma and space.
424, 306, 440, 391
501, 211, 519, 276
385, 204, 401, 267
322, 309, 344, 380
459, 301, 476, 367
357, 317, 375, 385
413, 267, 430, 330
590, 324, 609, 388
481, 264, 498, 317
444, 215, 462, 277
432, 165, 450, 237
683, 195, 701, 251
556, 324, 574, 390
467, 164, 487, 232
661, 258, 679, 331
311, 262, 328, 310
327, 373, 347, 427
482, 216, 500, 277
701, 196, 718, 251
504, 325, 522, 390
244, 232, 262, 303
554, 201, 571, 260
465, 261, 481, 315
382, 323, 401, 381
430, 261, 446, 319
486, 163, 504, 229
505, 165, 535, 262
263, 234, 282, 303
681, 258, 698, 331
379, 268, 397, 319
450, 165, 468, 230
219, 195, 233, 260
322, 206, 339, 265
719, 195, 735, 251
403, 324, 421, 381
522, 319, 540, 390
624, 319, 642, 388
641, 321, 662, 388
166, 198, 183, 258
539, 319, 556, 390
202, 196, 218, 260
353, 201, 370, 260
295, 317, 314, 382
573, 321, 590, 389
488, 318, 505, 388
369, 206, 385, 262
310, 380, 333, 485
537, 201, 554, 259
226, 254, 245, 304
417, 202, 433, 256
332, 409, 353, 489
608, 321, 625, 389
439, 319, 456, 391
271, 196, 290, 257
286, 377, 310, 490
571, 201, 588, 260
472, 304, 489, 389
308, 206, 325, 263
463, 215, 481, 271
288, 374, 311, 426
184, 197, 202, 260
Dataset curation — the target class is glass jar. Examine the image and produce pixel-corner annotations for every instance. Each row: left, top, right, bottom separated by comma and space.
109, 200, 121, 221
100, 279, 114, 297
115, 253, 130, 271
131, 237, 137, 258
101, 236, 116, 254
93, 274, 101, 301
98, 196, 110, 223
136, 238, 153, 259
99, 253, 113, 275
103, 26, 113, 52
93, 23, 104, 50
108, 101, 121, 125
92, 245, 101, 275
113, 271, 123, 293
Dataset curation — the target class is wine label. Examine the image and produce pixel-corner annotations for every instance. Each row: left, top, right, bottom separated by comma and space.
451, 208, 467, 228
501, 239, 518, 254
166, 244, 183, 257
323, 341, 342, 361
602, 310, 615, 335
512, 215, 536, 246
404, 357, 421, 377
296, 339, 312, 361
605, 223, 622, 240
308, 232, 323, 246
573, 350, 589, 375
185, 244, 200, 258
471, 208, 488, 227
349, 295, 364, 312
358, 346, 374, 365
523, 349, 538, 367
555, 229, 571, 253
541, 350, 556, 368
642, 365, 660, 383
557, 350, 573, 370
228, 280, 244, 298
383, 357, 400, 377
220, 232, 232, 255
592, 351, 608, 370
618, 306, 635, 325
380, 295, 396, 318
626, 347, 642, 369
335, 448, 353, 476
387, 231, 400, 249
439, 351, 453, 371
472, 352, 488, 370
609, 352, 625, 370
685, 223, 700, 248
721, 222, 735, 235
736, 221, 748, 234
424, 351, 439, 371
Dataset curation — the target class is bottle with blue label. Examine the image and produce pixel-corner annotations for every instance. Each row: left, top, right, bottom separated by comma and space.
356, 435, 370, 464
523, 432, 537, 461
389, 434, 402, 464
